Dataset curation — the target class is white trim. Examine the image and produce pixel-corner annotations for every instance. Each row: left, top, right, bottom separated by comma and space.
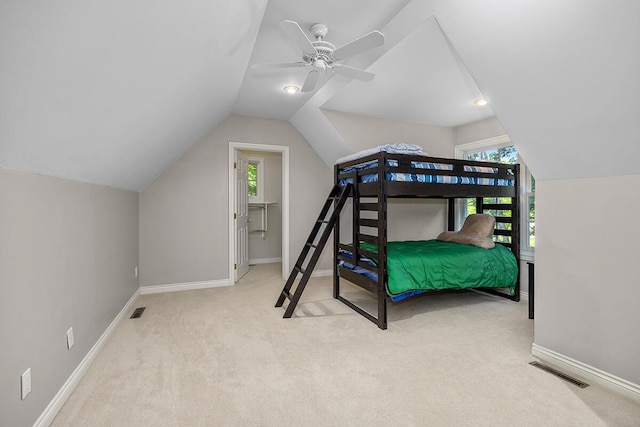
520, 290, 529, 302
532, 344, 640, 403
33, 290, 140, 427
520, 252, 535, 262
454, 134, 512, 159
139, 279, 229, 295
229, 142, 290, 284
249, 257, 282, 265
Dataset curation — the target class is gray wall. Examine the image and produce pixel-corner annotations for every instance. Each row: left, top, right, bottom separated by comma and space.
456, 118, 640, 386
139, 115, 333, 286
0, 168, 139, 427
453, 116, 507, 145
242, 150, 282, 263
536, 176, 640, 384
323, 109, 455, 156
324, 109, 457, 241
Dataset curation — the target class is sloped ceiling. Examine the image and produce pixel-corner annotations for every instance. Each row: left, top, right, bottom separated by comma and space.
2, 0, 639, 191
287, 0, 640, 180
432, 0, 640, 180
0, 0, 268, 191
322, 17, 493, 127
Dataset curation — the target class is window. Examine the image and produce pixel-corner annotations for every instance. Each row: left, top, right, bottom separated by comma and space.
524, 169, 535, 251
455, 136, 535, 259
248, 163, 258, 197
247, 157, 264, 202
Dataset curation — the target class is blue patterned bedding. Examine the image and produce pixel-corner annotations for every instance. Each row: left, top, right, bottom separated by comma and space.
338, 160, 514, 186
337, 249, 425, 302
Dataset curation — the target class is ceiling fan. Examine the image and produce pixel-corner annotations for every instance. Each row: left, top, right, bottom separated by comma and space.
252, 20, 385, 92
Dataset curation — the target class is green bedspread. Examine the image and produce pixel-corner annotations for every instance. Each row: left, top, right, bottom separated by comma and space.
360, 240, 518, 298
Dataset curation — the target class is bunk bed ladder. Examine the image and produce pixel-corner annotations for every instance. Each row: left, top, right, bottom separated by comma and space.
275, 184, 353, 318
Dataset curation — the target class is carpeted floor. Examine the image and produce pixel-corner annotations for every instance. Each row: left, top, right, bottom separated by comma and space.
52, 263, 640, 426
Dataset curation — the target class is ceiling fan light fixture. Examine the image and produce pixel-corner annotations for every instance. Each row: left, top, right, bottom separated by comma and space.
254, 21, 385, 93
312, 58, 327, 71
473, 97, 488, 106
283, 85, 300, 94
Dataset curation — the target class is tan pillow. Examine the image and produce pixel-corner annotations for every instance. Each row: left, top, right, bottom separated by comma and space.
437, 214, 496, 249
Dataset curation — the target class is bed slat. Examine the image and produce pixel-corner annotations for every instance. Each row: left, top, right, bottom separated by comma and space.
338, 267, 378, 293
358, 218, 379, 228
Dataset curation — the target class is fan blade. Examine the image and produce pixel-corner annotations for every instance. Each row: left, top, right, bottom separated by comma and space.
279, 20, 317, 56
333, 30, 384, 61
332, 64, 375, 82
301, 70, 320, 92
252, 61, 307, 70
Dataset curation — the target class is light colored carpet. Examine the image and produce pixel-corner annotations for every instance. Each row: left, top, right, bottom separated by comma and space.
52, 263, 640, 426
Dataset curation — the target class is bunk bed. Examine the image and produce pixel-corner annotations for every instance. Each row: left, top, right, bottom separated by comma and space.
333, 147, 520, 330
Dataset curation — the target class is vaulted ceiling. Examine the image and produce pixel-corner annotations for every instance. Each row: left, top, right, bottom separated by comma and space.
1, 0, 638, 191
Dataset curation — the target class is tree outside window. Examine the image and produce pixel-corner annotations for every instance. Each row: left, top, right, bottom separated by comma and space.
246, 157, 264, 202
248, 163, 258, 198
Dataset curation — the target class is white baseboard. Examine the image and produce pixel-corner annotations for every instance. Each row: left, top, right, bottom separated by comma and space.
34, 290, 140, 427
140, 279, 230, 294
249, 257, 282, 265
520, 290, 529, 301
532, 343, 640, 403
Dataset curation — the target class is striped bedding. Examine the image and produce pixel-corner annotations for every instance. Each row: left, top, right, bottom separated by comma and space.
339, 160, 514, 186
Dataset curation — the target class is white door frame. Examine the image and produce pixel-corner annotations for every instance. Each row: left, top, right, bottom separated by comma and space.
228, 142, 289, 283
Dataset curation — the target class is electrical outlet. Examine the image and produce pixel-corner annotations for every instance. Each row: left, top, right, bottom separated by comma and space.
66, 327, 74, 350
134, 267, 138, 278
21, 368, 31, 400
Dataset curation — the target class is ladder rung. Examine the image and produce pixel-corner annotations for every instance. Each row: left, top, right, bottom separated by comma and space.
281, 289, 292, 300
305, 243, 317, 249
294, 266, 305, 275
318, 220, 329, 224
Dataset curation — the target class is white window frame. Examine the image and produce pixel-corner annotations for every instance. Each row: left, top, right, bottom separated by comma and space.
247, 156, 264, 203
455, 135, 534, 261
521, 164, 535, 260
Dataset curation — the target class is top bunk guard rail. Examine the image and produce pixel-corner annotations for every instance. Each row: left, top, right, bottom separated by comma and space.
336, 152, 518, 199
336, 153, 517, 178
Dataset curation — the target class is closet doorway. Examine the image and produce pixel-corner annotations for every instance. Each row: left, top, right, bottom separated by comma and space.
228, 142, 289, 284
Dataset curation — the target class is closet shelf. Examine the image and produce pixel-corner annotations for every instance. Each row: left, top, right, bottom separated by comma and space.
248, 202, 278, 238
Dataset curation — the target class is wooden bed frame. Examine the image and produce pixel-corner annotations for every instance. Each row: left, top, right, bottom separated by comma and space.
333, 152, 520, 329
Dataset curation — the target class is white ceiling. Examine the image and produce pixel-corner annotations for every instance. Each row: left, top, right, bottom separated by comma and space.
233, 0, 491, 127
233, 0, 411, 119
323, 17, 494, 127
1, 0, 639, 190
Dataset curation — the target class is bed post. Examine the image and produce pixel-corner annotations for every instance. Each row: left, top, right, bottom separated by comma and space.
333, 164, 340, 299
512, 164, 521, 301
378, 152, 388, 330
447, 199, 456, 231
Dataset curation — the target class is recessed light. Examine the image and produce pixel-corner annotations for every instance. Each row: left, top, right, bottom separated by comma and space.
283, 85, 299, 94
473, 97, 488, 106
